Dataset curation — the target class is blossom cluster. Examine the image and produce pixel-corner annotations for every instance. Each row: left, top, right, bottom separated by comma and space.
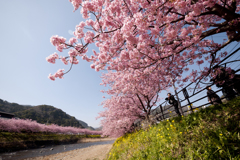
48, 69, 64, 81
46, 52, 59, 64
50, 35, 67, 52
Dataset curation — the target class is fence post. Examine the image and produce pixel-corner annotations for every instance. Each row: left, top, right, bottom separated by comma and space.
182, 88, 193, 113
186, 99, 193, 113
160, 104, 165, 120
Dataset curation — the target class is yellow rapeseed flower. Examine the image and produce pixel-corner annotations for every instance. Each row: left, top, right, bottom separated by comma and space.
180, 132, 182, 134
220, 134, 223, 136
172, 120, 174, 123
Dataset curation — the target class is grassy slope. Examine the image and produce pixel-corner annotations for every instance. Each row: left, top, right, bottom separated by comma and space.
107, 97, 240, 160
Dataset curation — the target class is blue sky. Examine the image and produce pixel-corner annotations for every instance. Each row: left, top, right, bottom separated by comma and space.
0, 1, 240, 127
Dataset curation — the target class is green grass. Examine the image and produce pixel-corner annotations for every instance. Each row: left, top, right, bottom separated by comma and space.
0, 132, 101, 143
107, 97, 240, 160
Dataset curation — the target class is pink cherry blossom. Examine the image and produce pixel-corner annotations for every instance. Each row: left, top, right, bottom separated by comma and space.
54, 69, 64, 79
48, 74, 55, 81
46, 52, 59, 64
69, 37, 78, 45
50, 35, 66, 47
69, 57, 79, 64
61, 57, 68, 65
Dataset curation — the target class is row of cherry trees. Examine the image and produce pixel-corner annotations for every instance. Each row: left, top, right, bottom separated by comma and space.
47, 0, 240, 137
0, 118, 102, 135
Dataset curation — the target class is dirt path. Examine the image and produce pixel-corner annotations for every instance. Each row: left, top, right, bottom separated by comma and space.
24, 138, 115, 160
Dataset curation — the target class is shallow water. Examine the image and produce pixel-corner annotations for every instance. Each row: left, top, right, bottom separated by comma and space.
0, 140, 115, 160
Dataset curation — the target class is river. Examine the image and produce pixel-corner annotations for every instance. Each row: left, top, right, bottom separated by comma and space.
0, 140, 115, 160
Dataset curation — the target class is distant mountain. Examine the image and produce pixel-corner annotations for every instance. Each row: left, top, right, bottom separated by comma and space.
0, 99, 84, 128
22, 105, 35, 107
94, 126, 103, 131
0, 99, 32, 113
77, 120, 97, 130
87, 126, 95, 130
78, 120, 88, 128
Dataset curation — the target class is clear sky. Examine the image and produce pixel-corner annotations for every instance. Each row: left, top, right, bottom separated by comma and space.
0, 1, 240, 127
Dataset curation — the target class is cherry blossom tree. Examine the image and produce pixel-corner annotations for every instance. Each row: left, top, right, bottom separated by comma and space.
98, 70, 172, 136
47, 0, 240, 83
98, 95, 142, 137
98, 93, 159, 137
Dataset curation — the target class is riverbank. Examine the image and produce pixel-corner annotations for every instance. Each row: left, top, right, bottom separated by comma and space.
24, 143, 113, 160
0, 132, 102, 153
0, 139, 116, 160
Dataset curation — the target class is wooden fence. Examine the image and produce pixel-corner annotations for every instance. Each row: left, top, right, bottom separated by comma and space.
133, 68, 240, 128
150, 69, 240, 122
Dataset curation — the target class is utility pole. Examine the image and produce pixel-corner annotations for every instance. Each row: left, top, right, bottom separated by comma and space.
171, 77, 184, 115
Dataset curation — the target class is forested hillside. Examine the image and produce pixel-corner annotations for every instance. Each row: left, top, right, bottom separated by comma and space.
0, 99, 83, 128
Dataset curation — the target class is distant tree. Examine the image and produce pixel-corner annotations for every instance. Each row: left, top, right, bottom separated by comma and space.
0, 118, 102, 135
